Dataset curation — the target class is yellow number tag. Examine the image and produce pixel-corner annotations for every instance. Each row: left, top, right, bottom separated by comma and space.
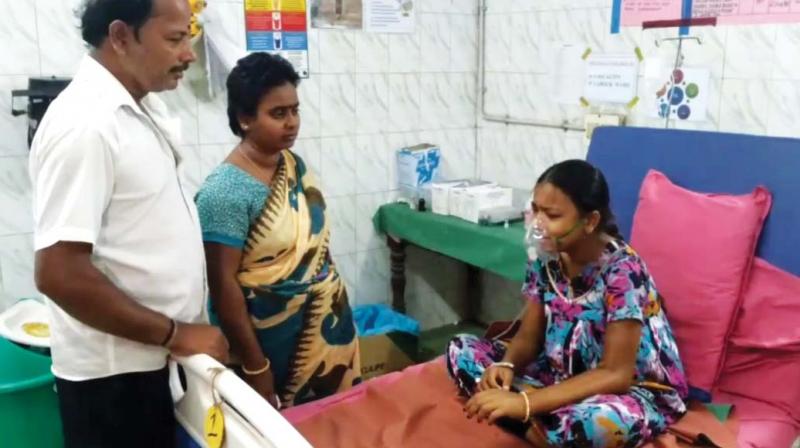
204, 404, 224, 448
22, 322, 50, 338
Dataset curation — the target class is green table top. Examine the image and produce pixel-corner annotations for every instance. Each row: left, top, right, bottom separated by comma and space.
373, 203, 528, 283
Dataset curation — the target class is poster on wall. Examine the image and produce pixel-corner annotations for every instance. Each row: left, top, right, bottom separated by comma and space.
309, 0, 363, 29
245, 0, 310, 78
583, 54, 639, 104
612, 0, 800, 33
648, 67, 710, 122
691, 0, 800, 25
364, 0, 415, 33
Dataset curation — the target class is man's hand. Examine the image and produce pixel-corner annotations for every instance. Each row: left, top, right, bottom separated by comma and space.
167, 323, 230, 364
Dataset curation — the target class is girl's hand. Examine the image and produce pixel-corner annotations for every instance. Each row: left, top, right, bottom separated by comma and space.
464, 389, 528, 424
478, 364, 514, 392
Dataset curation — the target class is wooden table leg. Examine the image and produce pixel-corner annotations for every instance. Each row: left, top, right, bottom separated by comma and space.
387, 236, 407, 314
465, 264, 480, 324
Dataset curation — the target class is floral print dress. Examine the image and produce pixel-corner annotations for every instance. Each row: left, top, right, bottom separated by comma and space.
447, 240, 688, 447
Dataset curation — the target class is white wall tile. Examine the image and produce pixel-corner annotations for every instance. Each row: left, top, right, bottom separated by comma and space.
320, 136, 357, 197
0, 156, 32, 236
773, 25, 800, 81
0, 234, 37, 300
419, 74, 449, 130
35, 0, 85, 77
355, 74, 389, 135
419, 0, 453, 14
327, 195, 357, 256
0, 0, 39, 75
484, 14, 512, 73
450, 0, 479, 14
198, 87, 239, 145
450, 14, 478, 73
319, 74, 356, 137
387, 74, 421, 132
420, 14, 451, 73
355, 248, 391, 306
719, 79, 770, 135
355, 133, 391, 194
483, 72, 511, 117
298, 75, 322, 139
388, 33, 421, 73
307, 28, 321, 75
766, 81, 800, 139
0, 76, 30, 156
355, 33, 389, 74
509, 13, 537, 74
206, 0, 247, 51
725, 25, 776, 80
447, 72, 477, 129
441, 128, 478, 179
319, 30, 356, 74
355, 191, 393, 252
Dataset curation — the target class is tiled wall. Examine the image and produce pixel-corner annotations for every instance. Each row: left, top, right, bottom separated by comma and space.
476, 0, 800, 318
0, 0, 480, 329
480, 0, 800, 186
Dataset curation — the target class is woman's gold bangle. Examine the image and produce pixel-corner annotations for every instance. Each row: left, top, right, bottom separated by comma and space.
519, 390, 531, 423
242, 358, 271, 375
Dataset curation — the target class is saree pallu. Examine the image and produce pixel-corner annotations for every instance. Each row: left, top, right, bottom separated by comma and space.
238, 150, 361, 406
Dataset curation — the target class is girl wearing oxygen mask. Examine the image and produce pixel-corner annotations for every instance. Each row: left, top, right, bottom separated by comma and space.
446, 160, 688, 448
525, 212, 585, 264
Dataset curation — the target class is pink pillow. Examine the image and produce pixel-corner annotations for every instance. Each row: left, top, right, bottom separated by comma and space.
714, 390, 800, 448
715, 346, 800, 426
714, 258, 800, 428
630, 170, 771, 393
729, 258, 800, 350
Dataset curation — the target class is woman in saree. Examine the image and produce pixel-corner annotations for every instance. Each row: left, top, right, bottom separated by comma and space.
195, 53, 360, 408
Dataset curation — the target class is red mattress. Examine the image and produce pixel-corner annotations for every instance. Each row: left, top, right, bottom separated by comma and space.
282, 359, 739, 447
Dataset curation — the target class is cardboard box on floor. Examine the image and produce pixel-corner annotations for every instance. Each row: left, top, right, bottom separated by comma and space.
358, 331, 418, 380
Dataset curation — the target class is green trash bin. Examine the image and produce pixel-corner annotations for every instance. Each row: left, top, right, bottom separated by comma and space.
0, 337, 63, 448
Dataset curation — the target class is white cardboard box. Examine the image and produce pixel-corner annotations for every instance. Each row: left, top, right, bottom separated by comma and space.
430, 180, 469, 215
458, 186, 513, 223
449, 183, 493, 220
448, 183, 512, 222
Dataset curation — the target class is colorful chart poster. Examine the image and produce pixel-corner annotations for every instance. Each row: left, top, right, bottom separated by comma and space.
648, 67, 710, 122
245, 0, 310, 78
612, 0, 800, 32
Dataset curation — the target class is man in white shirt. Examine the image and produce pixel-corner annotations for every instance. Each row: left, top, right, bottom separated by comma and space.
29, 1, 229, 447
